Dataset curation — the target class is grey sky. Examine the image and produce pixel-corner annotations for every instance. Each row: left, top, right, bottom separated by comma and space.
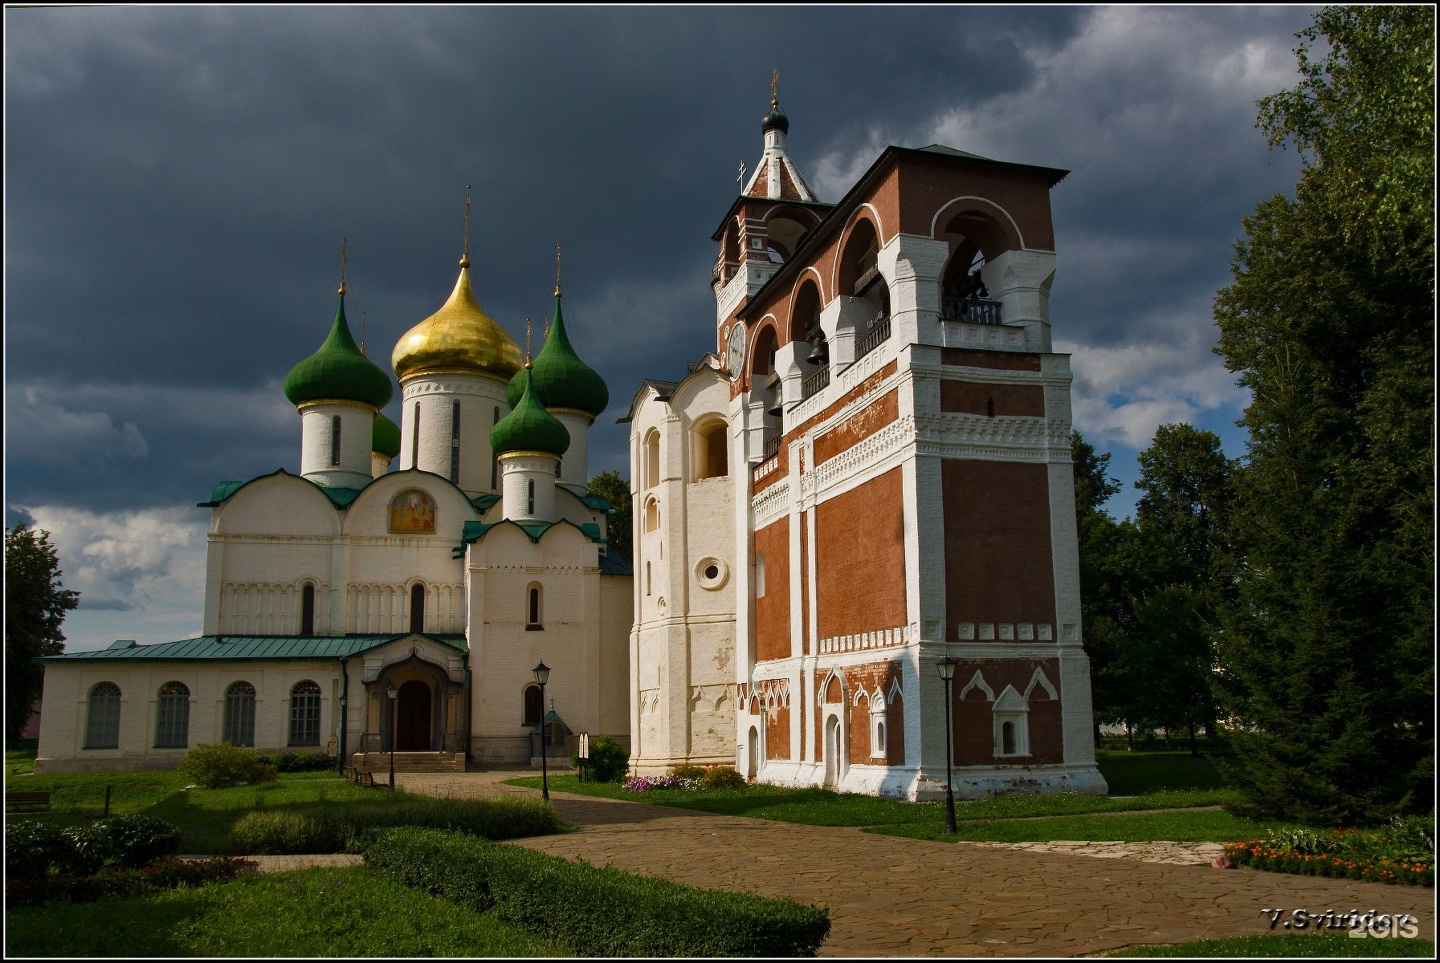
5, 5, 1315, 650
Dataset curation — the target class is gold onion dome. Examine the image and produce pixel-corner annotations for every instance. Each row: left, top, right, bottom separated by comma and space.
284, 293, 394, 409
391, 259, 523, 383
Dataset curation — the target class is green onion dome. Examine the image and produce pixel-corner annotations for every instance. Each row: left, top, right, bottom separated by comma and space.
284, 294, 394, 409
392, 259, 523, 383
505, 291, 609, 417
372, 412, 401, 458
491, 364, 570, 457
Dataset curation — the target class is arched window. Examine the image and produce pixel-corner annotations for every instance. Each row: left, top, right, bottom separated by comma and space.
522, 684, 543, 727
992, 686, 1030, 757
1002, 721, 1016, 755
644, 497, 660, 532
154, 681, 190, 748
289, 680, 322, 746
300, 584, 316, 635
410, 583, 426, 633
85, 682, 121, 749
330, 416, 342, 466
644, 430, 661, 490
450, 401, 461, 483
691, 418, 729, 480
526, 584, 543, 630
411, 402, 421, 468
223, 682, 256, 746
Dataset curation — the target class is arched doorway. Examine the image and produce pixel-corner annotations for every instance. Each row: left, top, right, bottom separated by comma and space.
823, 714, 841, 788
396, 679, 432, 751
746, 725, 759, 780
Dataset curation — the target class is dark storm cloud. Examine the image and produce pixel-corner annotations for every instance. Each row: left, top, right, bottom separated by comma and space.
6, 5, 1320, 649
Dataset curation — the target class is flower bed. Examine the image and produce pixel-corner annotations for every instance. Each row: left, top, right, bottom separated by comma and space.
1218, 817, 1434, 887
623, 774, 699, 793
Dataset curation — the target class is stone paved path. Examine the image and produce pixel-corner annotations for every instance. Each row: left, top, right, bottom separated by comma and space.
251, 771, 1436, 957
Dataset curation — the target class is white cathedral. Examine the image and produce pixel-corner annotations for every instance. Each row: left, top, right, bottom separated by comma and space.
37, 91, 1106, 800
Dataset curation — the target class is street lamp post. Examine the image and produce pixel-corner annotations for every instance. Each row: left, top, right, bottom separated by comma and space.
936, 656, 958, 834
386, 683, 398, 791
533, 662, 550, 801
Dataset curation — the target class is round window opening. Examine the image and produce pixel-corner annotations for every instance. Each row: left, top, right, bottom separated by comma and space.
695, 557, 729, 590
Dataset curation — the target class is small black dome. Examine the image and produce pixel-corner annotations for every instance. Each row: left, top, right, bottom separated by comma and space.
762, 106, 790, 134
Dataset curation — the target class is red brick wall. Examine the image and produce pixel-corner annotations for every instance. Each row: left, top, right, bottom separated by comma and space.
940, 381, 1045, 418
942, 460, 1055, 636
941, 348, 1042, 371
754, 519, 790, 663
766, 703, 790, 760
951, 658, 1064, 765
815, 390, 899, 464
816, 467, 908, 639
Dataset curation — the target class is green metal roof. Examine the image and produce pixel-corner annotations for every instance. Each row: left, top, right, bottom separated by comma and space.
454, 518, 605, 558
372, 412, 401, 458
40, 633, 467, 663
284, 294, 394, 409
200, 469, 361, 508
506, 293, 608, 417
492, 366, 570, 457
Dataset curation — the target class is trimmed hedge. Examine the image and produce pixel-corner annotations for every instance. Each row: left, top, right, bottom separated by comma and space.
6, 856, 255, 908
230, 795, 560, 854
362, 827, 830, 957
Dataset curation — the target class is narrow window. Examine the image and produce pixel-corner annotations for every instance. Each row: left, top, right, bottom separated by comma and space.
300, 584, 315, 635
85, 682, 122, 749
1002, 720, 1016, 755
526, 584, 543, 629
330, 416, 342, 466
223, 682, 256, 746
527, 479, 536, 516
288, 680, 322, 746
755, 553, 766, 598
410, 584, 426, 633
450, 401, 461, 483
154, 681, 190, 748
522, 684, 543, 727
411, 402, 421, 468
646, 561, 652, 597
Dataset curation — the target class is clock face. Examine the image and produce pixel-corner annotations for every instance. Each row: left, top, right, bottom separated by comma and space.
726, 324, 747, 380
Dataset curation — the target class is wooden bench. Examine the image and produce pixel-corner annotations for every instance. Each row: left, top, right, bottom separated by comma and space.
357, 770, 378, 788
6, 790, 52, 811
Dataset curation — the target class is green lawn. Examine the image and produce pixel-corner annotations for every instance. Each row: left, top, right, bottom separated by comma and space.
4, 866, 561, 958
504, 749, 1295, 844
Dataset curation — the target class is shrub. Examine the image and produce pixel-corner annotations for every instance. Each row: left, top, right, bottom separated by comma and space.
670, 764, 707, 780
179, 743, 278, 788
228, 796, 559, 854
94, 814, 182, 867
5, 821, 75, 880
63, 823, 112, 876
5, 856, 256, 908
362, 827, 830, 956
267, 751, 335, 773
699, 765, 747, 790
230, 810, 349, 855
575, 734, 629, 782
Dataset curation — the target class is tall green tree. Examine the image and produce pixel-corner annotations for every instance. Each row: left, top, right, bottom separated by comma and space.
1134, 424, 1233, 592
5, 523, 81, 741
586, 470, 633, 561
1212, 6, 1434, 823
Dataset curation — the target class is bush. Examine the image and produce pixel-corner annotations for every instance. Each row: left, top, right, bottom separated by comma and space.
228, 796, 560, 855
179, 743, 278, 789
230, 810, 350, 855
574, 734, 629, 782
267, 751, 334, 773
5, 856, 256, 908
5, 821, 75, 880
670, 764, 707, 780
62, 823, 112, 876
699, 765, 747, 790
362, 827, 830, 956
93, 814, 182, 867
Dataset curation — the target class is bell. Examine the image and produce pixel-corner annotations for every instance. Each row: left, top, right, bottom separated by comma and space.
767, 398, 783, 417
807, 337, 827, 365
